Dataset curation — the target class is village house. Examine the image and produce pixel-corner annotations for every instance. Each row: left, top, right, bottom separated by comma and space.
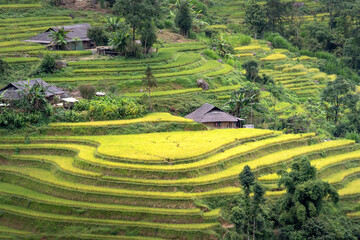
185, 103, 244, 129
0, 79, 66, 102
24, 23, 94, 50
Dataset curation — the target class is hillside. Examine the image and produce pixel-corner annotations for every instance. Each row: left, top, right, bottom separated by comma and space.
0, 0, 360, 239
0, 115, 359, 239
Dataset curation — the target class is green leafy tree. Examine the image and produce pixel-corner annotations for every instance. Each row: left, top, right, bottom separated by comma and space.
267, 83, 286, 130
0, 58, 10, 81
113, 0, 163, 45
244, 1, 267, 39
109, 26, 131, 54
175, 0, 193, 36
321, 76, 357, 124
231, 166, 272, 240
274, 158, 345, 239
242, 61, 259, 83
265, 0, 289, 33
223, 83, 260, 118
87, 26, 108, 46
49, 27, 71, 50
142, 66, 157, 111
140, 21, 157, 54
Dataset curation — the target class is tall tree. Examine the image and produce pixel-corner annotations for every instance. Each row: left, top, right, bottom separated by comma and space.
142, 66, 157, 111
113, 0, 163, 45
265, 0, 289, 33
274, 158, 345, 239
244, 1, 267, 39
231, 166, 272, 240
267, 83, 285, 130
175, 0, 193, 36
140, 21, 157, 54
242, 61, 259, 83
321, 76, 357, 124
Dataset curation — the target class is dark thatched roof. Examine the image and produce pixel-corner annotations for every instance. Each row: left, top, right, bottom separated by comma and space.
0, 79, 66, 100
185, 103, 243, 123
24, 24, 91, 44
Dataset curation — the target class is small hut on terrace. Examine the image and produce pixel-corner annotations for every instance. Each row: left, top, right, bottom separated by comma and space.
185, 103, 244, 128
24, 24, 94, 50
0, 79, 66, 102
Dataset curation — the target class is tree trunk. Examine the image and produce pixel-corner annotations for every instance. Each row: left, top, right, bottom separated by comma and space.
253, 217, 256, 240
274, 98, 277, 130
148, 89, 152, 111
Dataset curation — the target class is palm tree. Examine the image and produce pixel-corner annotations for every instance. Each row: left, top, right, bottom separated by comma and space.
49, 27, 71, 50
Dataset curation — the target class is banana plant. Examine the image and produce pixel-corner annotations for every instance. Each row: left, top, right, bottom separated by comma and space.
105, 15, 122, 32
49, 27, 71, 50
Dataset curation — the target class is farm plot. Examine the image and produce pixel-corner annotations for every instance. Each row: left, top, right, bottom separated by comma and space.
0, 6, 95, 61
0, 122, 359, 238
235, 39, 334, 99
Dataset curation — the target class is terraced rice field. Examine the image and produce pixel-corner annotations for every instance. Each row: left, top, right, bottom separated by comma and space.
0, 3, 236, 98
235, 39, 334, 99
0, 5, 97, 62
0, 115, 359, 238
208, 0, 324, 24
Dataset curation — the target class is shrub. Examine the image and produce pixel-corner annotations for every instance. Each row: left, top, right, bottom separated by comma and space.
35, 53, 56, 74
204, 49, 220, 60
346, 132, 360, 143
87, 26, 108, 46
78, 84, 96, 100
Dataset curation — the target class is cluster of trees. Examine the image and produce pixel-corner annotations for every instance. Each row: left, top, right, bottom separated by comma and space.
244, 0, 360, 77
86, 0, 200, 57
225, 159, 360, 239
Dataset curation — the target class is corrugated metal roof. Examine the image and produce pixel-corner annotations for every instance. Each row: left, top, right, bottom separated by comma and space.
185, 103, 243, 123
0, 79, 66, 100
24, 23, 91, 44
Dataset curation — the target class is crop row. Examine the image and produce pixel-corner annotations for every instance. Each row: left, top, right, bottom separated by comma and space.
44, 60, 226, 82
0, 16, 72, 23
0, 204, 219, 230
0, 165, 241, 199
2, 57, 40, 63
0, 182, 201, 216
50, 113, 193, 127
29, 50, 93, 56
0, 19, 74, 27
0, 45, 45, 53
124, 84, 242, 98
259, 150, 360, 181
72, 53, 202, 74
0, 4, 41, 8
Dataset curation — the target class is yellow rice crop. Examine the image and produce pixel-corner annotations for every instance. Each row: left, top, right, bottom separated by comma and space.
235, 45, 261, 51
260, 54, 287, 61
312, 72, 328, 81
282, 65, 306, 73
273, 49, 289, 53
293, 56, 314, 61
49, 112, 193, 127
338, 179, 360, 196
259, 150, 360, 181
79, 129, 273, 161
153, 139, 354, 185
323, 167, 360, 184
307, 68, 320, 73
